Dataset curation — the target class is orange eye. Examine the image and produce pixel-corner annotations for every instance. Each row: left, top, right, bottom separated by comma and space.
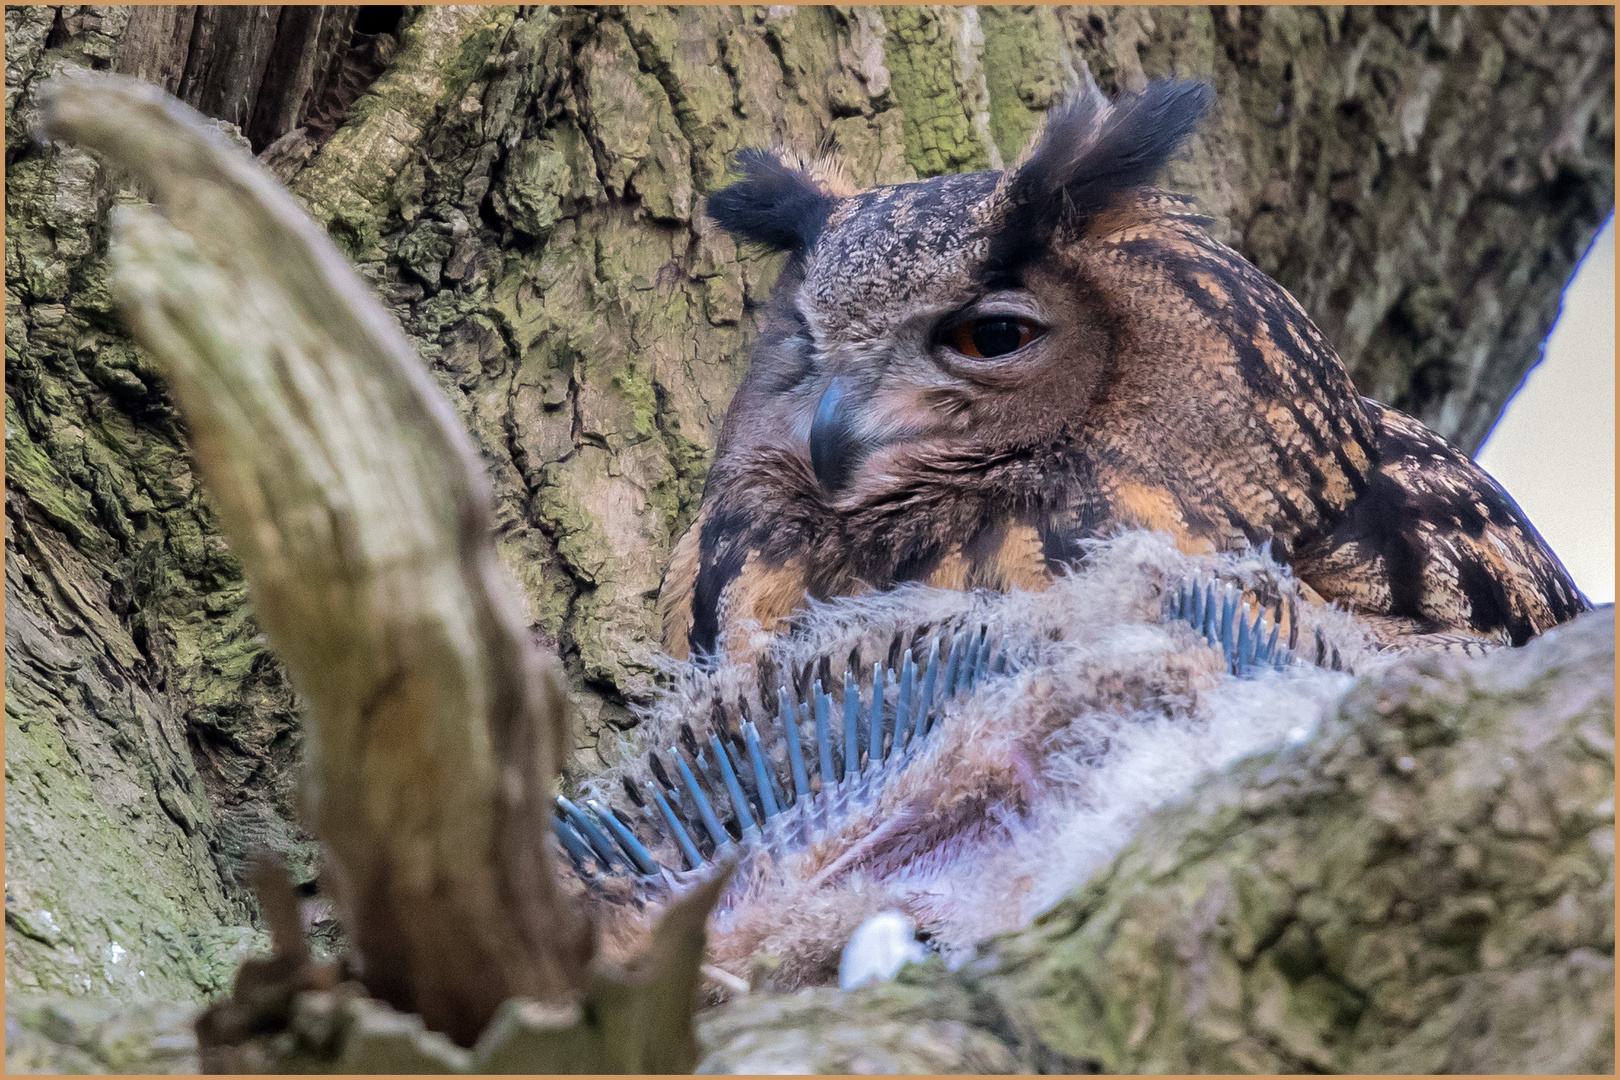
945, 317, 1044, 359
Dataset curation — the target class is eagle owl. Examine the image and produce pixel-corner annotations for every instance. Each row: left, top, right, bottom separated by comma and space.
659, 79, 1588, 663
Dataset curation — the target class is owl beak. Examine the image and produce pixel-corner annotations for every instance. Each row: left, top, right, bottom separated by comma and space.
809, 376, 866, 493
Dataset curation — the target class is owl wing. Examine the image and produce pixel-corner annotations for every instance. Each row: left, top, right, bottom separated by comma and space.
657, 513, 704, 660
1294, 399, 1588, 645
658, 506, 821, 663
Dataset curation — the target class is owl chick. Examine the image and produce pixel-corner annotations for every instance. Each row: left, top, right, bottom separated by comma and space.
660, 79, 1588, 662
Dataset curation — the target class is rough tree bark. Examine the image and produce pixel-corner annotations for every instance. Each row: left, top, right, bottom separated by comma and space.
32, 71, 724, 1065
5, 4, 1614, 1007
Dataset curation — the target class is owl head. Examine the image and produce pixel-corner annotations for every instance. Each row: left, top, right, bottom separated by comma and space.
706, 79, 1228, 493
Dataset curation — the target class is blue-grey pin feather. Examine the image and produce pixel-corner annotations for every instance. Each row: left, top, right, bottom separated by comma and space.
972, 626, 990, 688
813, 681, 835, 788
674, 749, 729, 848
1234, 607, 1250, 673
553, 815, 598, 869
718, 736, 754, 810
843, 668, 861, 780
951, 628, 968, 695
742, 721, 782, 820
760, 742, 789, 814
954, 628, 971, 695
868, 662, 885, 767
1218, 589, 1237, 663
778, 687, 809, 805
915, 638, 941, 738
557, 795, 627, 871
943, 631, 963, 699
588, 799, 661, 875
894, 649, 915, 754
710, 732, 758, 833
647, 782, 703, 870
563, 799, 625, 874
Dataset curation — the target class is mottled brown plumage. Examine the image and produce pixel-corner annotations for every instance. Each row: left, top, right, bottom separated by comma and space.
661, 79, 1587, 662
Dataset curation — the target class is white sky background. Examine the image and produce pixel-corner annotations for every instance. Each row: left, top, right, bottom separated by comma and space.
1476, 214, 1615, 604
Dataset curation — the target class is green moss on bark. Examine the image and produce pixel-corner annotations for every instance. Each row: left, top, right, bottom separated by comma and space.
979, 6, 1074, 164
879, 6, 992, 176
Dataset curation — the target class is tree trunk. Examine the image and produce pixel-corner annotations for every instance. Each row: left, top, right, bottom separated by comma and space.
5, 4, 1613, 1005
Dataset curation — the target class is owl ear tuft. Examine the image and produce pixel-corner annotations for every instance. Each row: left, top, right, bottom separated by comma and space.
706, 149, 840, 255
993, 78, 1210, 264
